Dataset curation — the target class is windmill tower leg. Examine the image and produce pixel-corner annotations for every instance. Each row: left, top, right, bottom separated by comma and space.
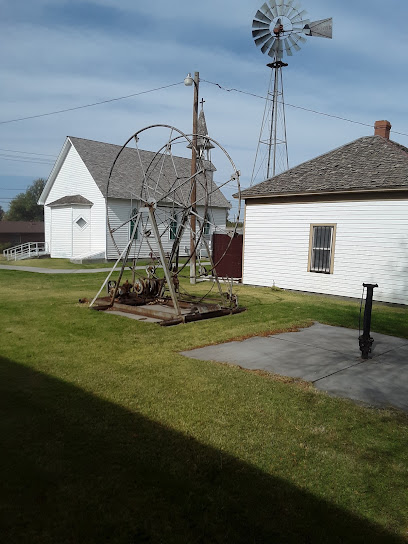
251, 58, 289, 186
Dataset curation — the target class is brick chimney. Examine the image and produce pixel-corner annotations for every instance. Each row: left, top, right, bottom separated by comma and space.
374, 120, 391, 140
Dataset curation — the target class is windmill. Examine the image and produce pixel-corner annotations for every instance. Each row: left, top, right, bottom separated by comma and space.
250, 1, 332, 185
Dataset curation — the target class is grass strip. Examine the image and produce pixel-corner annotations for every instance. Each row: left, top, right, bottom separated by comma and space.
0, 269, 407, 543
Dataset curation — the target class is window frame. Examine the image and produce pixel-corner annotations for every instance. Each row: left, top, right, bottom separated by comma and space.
307, 223, 337, 275
203, 213, 211, 236
169, 212, 178, 240
129, 207, 139, 240
74, 216, 88, 230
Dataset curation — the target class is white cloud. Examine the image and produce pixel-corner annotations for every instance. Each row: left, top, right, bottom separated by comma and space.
0, 0, 407, 199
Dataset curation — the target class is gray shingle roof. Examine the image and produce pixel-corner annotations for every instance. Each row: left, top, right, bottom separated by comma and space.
239, 136, 408, 199
69, 136, 229, 208
47, 195, 93, 207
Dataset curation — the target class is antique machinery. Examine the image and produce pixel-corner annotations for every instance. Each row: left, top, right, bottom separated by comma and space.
90, 124, 243, 325
251, 0, 333, 185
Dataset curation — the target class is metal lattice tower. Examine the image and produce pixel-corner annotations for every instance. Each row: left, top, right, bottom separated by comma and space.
251, 59, 289, 184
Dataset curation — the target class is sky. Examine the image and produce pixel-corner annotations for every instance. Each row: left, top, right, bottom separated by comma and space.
1, 0, 408, 213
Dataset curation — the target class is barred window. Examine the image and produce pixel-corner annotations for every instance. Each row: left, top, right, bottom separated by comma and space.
309, 225, 336, 274
169, 214, 177, 240
203, 213, 211, 235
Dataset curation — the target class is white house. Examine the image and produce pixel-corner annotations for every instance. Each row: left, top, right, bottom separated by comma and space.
39, 132, 230, 261
239, 121, 408, 305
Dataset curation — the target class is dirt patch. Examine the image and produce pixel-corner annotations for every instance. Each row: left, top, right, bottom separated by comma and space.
218, 362, 315, 391
192, 322, 313, 350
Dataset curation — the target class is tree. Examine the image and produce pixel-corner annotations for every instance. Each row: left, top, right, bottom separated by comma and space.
6, 178, 46, 221
0, 205, 4, 221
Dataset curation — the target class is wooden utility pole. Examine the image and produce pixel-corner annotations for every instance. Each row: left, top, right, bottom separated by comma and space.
189, 71, 199, 285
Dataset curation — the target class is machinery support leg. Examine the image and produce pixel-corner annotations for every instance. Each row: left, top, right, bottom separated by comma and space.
148, 206, 182, 317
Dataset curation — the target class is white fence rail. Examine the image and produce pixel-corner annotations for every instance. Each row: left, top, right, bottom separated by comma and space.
3, 242, 49, 261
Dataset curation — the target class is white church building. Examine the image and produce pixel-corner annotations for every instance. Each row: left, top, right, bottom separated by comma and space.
39, 125, 230, 262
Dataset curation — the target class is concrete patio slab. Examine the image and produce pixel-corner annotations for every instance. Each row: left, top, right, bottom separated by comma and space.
181, 323, 408, 412
315, 361, 408, 412
183, 335, 361, 382
107, 310, 161, 323
265, 322, 408, 357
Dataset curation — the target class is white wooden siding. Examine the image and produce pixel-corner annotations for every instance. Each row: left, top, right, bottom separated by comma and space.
44, 205, 51, 252
72, 206, 91, 257
50, 208, 72, 258
106, 198, 227, 260
243, 199, 408, 305
44, 141, 106, 258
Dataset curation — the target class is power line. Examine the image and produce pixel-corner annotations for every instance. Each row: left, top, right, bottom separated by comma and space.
0, 157, 54, 165
201, 79, 408, 138
0, 152, 53, 162
0, 82, 183, 125
0, 147, 56, 157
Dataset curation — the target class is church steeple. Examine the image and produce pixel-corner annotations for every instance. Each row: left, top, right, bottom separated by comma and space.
187, 100, 215, 153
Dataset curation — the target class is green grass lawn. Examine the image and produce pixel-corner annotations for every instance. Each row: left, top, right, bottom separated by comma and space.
0, 269, 407, 543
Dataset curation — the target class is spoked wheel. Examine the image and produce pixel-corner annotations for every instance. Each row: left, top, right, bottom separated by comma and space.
106, 124, 241, 279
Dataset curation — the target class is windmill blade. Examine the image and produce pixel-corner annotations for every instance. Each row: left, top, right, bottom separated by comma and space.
277, 39, 284, 60
275, 0, 284, 16
261, 2, 275, 21
284, 38, 293, 56
291, 32, 307, 44
291, 16, 308, 26
291, 1, 302, 10
268, 0, 279, 18
252, 20, 270, 30
252, 28, 271, 40
287, 35, 301, 52
255, 32, 273, 47
289, 33, 306, 47
287, 8, 298, 21
268, 39, 280, 58
292, 18, 310, 28
291, 10, 309, 23
261, 35, 277, 54
304, 18, 333, 39
280, 1, 294, 17
287, 2, 302, 19
254, 9, 272, 24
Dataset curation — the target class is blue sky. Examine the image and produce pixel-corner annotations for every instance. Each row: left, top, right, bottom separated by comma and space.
1, 0, 407, 211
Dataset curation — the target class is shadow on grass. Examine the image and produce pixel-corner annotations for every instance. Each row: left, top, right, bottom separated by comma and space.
0, 356, 404, 544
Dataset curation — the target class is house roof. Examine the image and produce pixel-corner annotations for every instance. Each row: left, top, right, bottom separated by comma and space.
68, 136, 229, 208
47, 195, 93, 207
239, 136, 408, 199
0, 221, 44, 234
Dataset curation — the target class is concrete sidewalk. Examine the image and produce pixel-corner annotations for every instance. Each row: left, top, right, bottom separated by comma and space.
0, 264, 113, 274
0, 264, 156, 274
181, 323, 408, 413
0, 263, 208, 275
